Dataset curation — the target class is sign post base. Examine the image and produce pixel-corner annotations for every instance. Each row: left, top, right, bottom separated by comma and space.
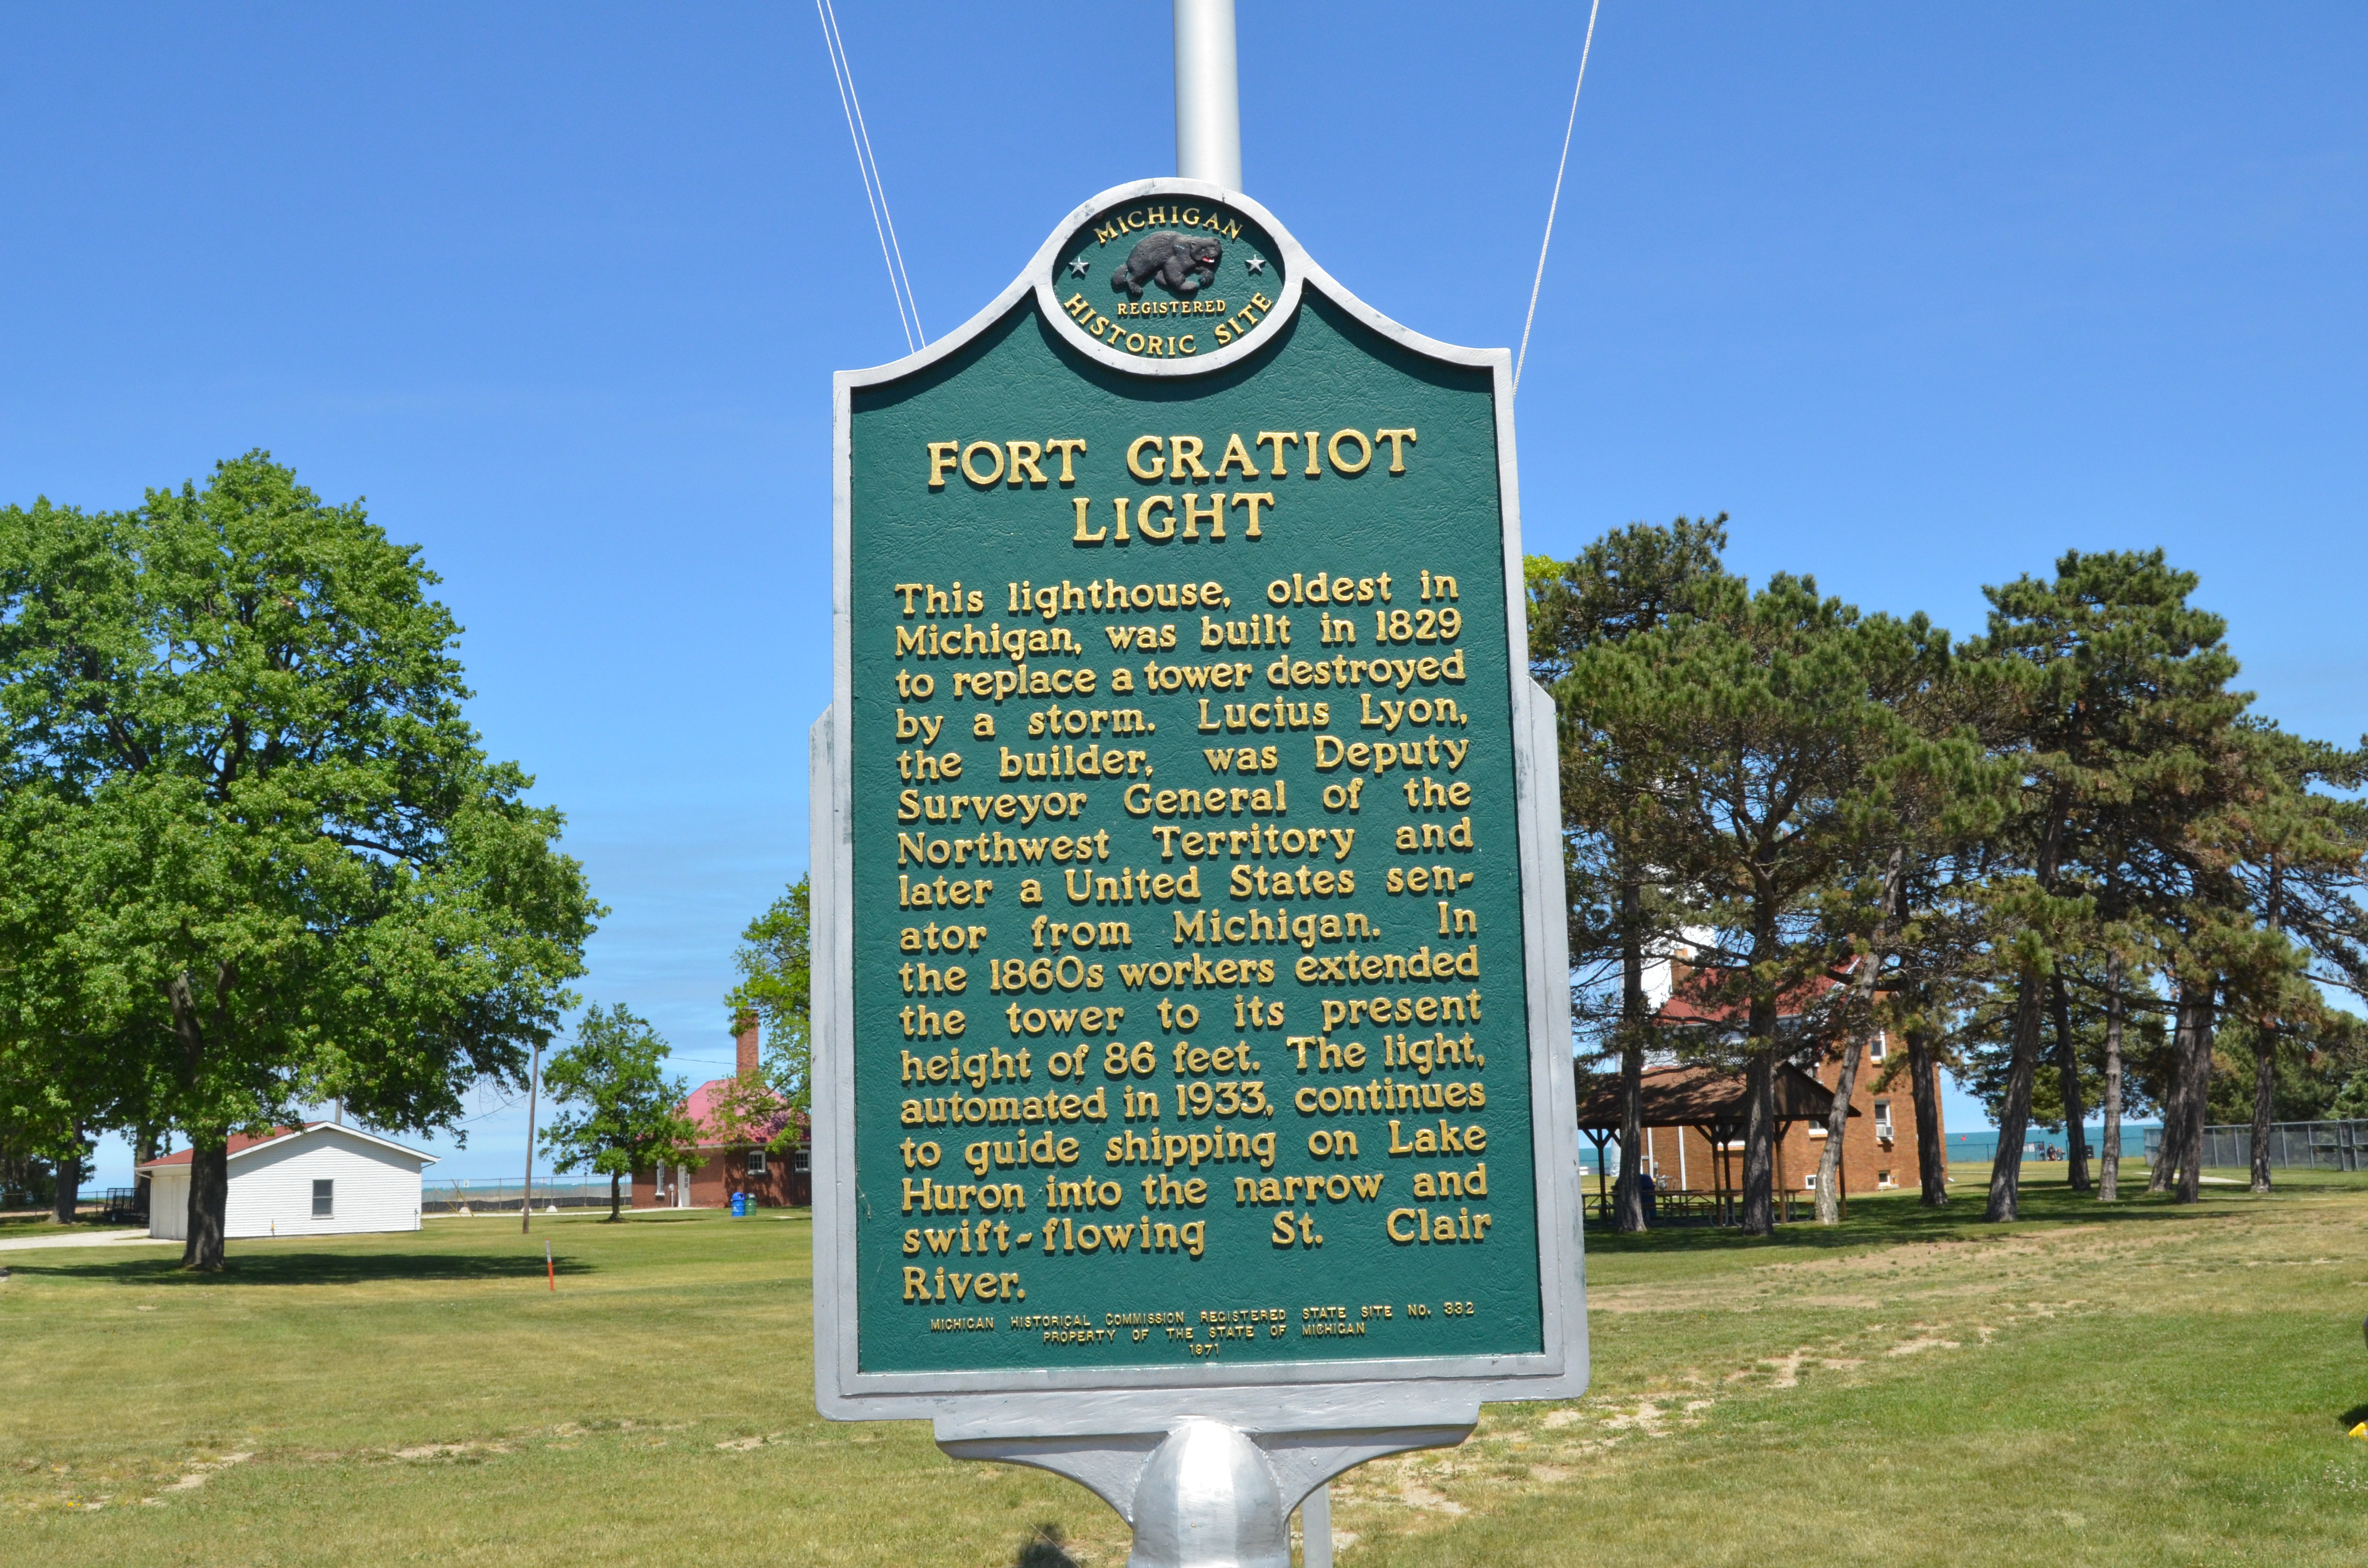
938, 1414, 1468, 1568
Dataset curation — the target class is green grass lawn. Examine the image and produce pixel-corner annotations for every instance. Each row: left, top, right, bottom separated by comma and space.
4, 1165, 2367, 1566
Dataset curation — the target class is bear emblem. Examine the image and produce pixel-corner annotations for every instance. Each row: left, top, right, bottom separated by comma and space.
1110, 231, 1222, 299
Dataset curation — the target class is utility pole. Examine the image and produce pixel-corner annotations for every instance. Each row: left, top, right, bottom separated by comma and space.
1173, 0, 1241, 190
520, 1040, 542, 1234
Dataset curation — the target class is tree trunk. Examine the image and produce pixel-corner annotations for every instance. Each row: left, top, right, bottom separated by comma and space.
1814, 851, 1900, 1224
1906, 1026, 1948, 1206
2250, 858, 2283, 1197
183, 1141, 229, 1271
2163, 981, 2217, 1205
1812, 1035, 1862, 1225
2049, 973, 2091, 1192
1615, 1041, 1648, 1231
1985, 970, 2046, 1221
2149, 998, 2192, 1194
2248, 1036, 2276, 1194
51, 1127, 81, 1224
1740, 1052, 1776, 1237
1613, 882, 1650, 1232
608, 1170, 622, 1222
2098, 953, 2125, 1202
165, 966, 231, 1266
133, 1125, 161, 1222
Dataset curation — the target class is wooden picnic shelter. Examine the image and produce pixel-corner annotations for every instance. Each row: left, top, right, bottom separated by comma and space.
1575, 1061, 1856, 1224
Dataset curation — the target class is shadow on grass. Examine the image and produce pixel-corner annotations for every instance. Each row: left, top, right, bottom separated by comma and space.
1584, 1181, 2258, 1259
13, 1250, 581, 1287
2340, 1403, 2368, 1431
1014, 1523, 1080, 1568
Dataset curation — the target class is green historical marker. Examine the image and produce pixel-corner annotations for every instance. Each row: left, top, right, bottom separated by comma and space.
813, 18, 1583, 1557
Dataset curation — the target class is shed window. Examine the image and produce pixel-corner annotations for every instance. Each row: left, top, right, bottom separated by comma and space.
747, 1150, 768, 1176
312, 1179, 334, 1218
791, 1148, 810, 1174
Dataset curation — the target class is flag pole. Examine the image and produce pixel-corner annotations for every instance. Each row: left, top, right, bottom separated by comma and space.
1173, 0, 1242, 190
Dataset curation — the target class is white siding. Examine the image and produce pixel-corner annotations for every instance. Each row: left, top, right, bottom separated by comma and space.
224, 1129, 427, 1237
140, 1127, 431, 1239
148, 1168, 190, 1240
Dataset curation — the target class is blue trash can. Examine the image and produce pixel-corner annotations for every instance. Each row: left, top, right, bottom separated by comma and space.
730, 1191, 748, 1218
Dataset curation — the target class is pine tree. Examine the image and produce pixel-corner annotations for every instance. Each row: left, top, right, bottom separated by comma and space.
1962, 550, 2245, 1220
2213, 725, 2368, 1192
1529, 518, 1734, 1232
1565, 572, 1942, 1235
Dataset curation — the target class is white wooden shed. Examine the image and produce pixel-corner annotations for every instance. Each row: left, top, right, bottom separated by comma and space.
140, 1123, 439, 1240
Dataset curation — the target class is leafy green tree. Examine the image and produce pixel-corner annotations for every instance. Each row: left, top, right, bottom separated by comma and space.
727, 876, 813, 1119
0, 454, 601, 1267
539, 1004, 701, 1221
1529, 517, 1735, 1231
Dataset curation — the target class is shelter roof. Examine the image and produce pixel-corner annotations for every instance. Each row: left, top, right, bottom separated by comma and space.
1574, 1062, 1854, 1132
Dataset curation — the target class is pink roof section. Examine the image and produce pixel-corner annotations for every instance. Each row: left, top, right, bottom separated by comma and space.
682, 1077, 805, 1149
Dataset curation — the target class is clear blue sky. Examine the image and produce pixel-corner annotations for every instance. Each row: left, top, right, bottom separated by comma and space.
5, 4, 2358, 1183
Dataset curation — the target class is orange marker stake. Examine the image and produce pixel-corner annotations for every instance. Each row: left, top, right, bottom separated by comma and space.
546, 1240, 555, 1292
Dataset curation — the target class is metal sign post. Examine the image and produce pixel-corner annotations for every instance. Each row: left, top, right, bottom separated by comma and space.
813, 17, 1584, 1565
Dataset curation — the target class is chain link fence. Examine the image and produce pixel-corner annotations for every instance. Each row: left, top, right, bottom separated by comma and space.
2146, 1119, 2368, 1173
422, 1177, 626, 1213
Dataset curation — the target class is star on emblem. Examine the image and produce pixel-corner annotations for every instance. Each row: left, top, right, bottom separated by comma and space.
1244, 255, 1267, 275
1067, 255, 1090, 277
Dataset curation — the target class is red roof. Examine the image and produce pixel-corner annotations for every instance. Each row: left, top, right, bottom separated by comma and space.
137, 1122, 439, 1171
140, 1126, 308, 1167
1657, 958, 1846, 1027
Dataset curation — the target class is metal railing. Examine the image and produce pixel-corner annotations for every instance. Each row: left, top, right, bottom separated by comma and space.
2149, 1119, 2368, 1173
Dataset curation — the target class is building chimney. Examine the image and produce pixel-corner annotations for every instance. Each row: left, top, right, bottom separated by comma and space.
737, 1020, 760, 1078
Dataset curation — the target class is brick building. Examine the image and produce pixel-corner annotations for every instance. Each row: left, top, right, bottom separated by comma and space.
1619, 1030, 1935, 1200
1612, 948, 1942, 1202
632, 1025, 811, 1210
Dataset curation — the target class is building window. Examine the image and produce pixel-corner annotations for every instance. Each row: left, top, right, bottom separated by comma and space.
1801, 1171, 1819, 1191
1877, 1170, 1896, 1188
312, 1179, 334, 1218
1869, 1031, 1887, 1063
791, 1147, 811, 1173
747, 1150, 768, 1176
1874, 1099, 1894, 1141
